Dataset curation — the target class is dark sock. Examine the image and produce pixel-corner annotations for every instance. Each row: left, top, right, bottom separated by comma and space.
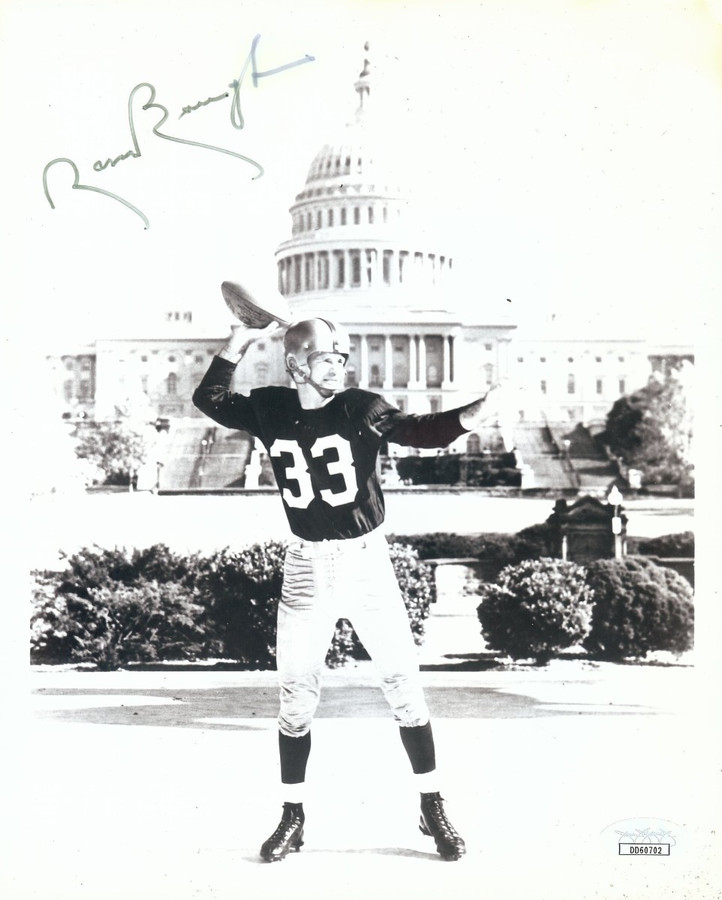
399, 721, 436, 774
279, 730, 312, 784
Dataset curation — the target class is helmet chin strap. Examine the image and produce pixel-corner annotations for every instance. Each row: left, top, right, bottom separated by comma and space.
288, 359, 337, 398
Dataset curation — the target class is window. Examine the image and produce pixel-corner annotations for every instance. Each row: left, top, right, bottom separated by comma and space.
429, 397, 441, 414
484, 343, 492, 352
619, 378, 626, 394
353, 207, 360, 225
316, 211, 322, 229
540, 379, 547, 394
194, 355, 204, 364
568, 356, 574, 363
596, 379, 603, 394
168, 356, 176, 363
166, 373, 178, 396
567, 374, 576, 395
383, 206, 388, 223
328, 209, 334, 227
540, 356, 546, 363
370, 364, 382, 387
466, 433, 481, 454
341, 208, 347, 225
517, 357, 524, 363
346, 364, 358, 386
368, 206, 374, 224
595, 356, 602, 363
618, 356, 625, 363
63, 381, 73, 402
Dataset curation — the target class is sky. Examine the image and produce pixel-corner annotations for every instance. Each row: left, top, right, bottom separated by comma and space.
3, 0, 722, 353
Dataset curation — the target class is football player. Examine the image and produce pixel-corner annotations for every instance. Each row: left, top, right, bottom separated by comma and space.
193, 317, 502, 862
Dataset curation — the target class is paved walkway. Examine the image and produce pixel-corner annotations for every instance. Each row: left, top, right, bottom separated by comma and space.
6, 658, 718, 900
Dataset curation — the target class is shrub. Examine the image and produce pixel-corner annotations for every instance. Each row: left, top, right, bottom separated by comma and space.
194, 542, 287, 669
50, 544, 199, 597
395, 454, 461, 485
387, 527, 557, 568
388, 542, 436, 645
626, 531, 694, 558
31, 579, 213, 670
583, 557, 694, 660
476, 558, 594, 664
513, 522, 558, 560
388, 532, 482, 560
464, 459, 521, 487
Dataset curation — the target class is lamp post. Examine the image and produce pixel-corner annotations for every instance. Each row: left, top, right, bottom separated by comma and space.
607, 485, 624, 558
154, 460, 164, 494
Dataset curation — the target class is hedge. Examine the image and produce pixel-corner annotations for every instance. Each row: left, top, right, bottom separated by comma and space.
30, 541, 435, 670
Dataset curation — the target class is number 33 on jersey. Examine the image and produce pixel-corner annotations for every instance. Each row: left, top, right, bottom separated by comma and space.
269, 435, 358, 509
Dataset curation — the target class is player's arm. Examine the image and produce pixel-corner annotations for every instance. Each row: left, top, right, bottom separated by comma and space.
192, 323, 277, 429
366, 382, 506, 449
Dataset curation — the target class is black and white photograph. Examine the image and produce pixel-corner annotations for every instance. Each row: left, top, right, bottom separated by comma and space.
3, 1, 721, 897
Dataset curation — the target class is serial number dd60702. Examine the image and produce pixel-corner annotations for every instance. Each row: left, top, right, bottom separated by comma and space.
619, 843, 670, 856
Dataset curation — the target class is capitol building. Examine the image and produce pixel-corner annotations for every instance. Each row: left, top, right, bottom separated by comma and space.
48, 47, 692, 488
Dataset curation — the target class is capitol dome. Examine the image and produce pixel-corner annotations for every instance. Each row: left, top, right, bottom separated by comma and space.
297, 53, 408, 204
275, 44, 455, 322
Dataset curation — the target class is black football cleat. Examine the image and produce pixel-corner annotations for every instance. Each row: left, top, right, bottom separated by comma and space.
259, 802, 305, 863
419, 792, 466, 861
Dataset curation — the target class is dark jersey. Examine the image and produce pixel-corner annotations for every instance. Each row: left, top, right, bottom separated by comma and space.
193, 356, 468, 540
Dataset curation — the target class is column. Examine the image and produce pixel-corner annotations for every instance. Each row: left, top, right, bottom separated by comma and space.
442, 335, 453, 386
365, 250, 373, 287
418, 335, 427, 386
359, 335, 369, 388
408, 334, 418, 386
383, 335, 393, 389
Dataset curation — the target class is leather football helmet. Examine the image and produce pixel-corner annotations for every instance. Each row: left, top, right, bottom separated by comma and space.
284, 318, 350, 372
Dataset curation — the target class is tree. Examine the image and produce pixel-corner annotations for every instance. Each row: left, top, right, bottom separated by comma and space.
601, 363, 693, 486
74, 415, 150, 486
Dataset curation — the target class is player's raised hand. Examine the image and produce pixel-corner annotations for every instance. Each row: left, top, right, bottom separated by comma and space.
458, 379, 513, 430
218, 321, 280, 363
